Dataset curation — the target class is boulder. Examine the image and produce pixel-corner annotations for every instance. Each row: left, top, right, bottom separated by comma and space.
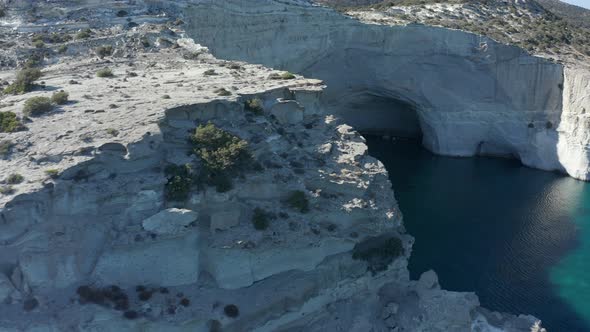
142, 208, 198, 235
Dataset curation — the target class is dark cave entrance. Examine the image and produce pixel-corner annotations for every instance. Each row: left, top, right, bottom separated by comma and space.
332, 92, 423, 140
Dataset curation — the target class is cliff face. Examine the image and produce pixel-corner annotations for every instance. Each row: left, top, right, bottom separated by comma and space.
180, 0, 590, 180
0, 1, 556, 331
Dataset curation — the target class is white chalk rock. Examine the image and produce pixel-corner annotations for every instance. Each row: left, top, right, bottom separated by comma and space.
210, 209, 241, 231
93, 231, 199, 287
142, 208, 198, 235
270, 99, 304, 125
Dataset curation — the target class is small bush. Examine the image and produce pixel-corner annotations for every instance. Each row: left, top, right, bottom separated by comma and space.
0, 7, 5, 18
106, 128, 119, 136
0, 140, 14, 157
191, 123, 251, 174
203, 69, 217, 76
215, 88, 231, 96
76, 29, 92, 40
0, 186, 14, 195
33, 40, 45, 49
23, 54, 42, 68
96, 68, 114, 78
45, 169, 59, 179
6, 173, 24, 184
162, 94, 171, 99
224, 304, 239, 318
116, 10, 128, 17
244, 98, 264, 115
57, 45, 68, 54
269, 72, 296, 80
51, 91, 69, 105
95, 45, 113, 58
4, 68, 42, 95
164, 164, 193, 201
191, 123, 253, 191
0, 111, 24, 133
23, 96, 53, 117
252, 208, 270, 230
285, 190, 309, 213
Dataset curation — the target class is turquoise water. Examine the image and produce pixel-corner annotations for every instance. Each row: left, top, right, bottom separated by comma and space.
365, 136, 590, 331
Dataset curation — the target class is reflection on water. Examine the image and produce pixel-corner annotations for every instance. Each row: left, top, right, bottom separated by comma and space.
365, 136, 590, 331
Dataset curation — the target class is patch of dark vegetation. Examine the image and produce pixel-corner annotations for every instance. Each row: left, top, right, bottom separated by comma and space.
23, 96, 53, 117
123, 310, 138, 319
164, 163, 193, 201
0, 140, 15, 158
116, 10, 128, 17
224, 304, 240, 318
96, 68, 114, 78
76, 285, 129, 311
352, 235, 404, 274
269, 72, 296, 80
214, 88, 231, 96
191, 122, 255, 192
285, 190, 310, 213
95, 45, 113, 58
244, 98, 264, 115
51, 90, 69, 105
76, 29, 92, 40
0, 111, 25, 133
180, 298, 190, 307
252, 207, 272, 230
4, 68, 42, 95
23, 298, 38, 311
6, 173, 23, 184
0, 185, 15, 195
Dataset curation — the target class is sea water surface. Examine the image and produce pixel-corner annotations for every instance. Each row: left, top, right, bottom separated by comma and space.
365, 136, 590, 332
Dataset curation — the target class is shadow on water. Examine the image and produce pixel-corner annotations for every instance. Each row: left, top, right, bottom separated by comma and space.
364, 135, 590, 332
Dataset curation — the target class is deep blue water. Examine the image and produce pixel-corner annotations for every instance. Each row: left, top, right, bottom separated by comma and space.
365, 136, 590, 332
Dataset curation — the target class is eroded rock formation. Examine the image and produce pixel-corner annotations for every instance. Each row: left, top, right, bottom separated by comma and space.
0, 1, 555, 331
181, 0, 590, 180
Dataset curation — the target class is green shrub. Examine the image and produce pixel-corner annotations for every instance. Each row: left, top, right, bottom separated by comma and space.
164, 164, 193, 201
6, 173, 24, 184
0, 186, 14, 195
45, 169, 60, 179
203, 69, 217, 76
95, 45, 113, 58
285, 190, 309, 213
51, 91, 69, 105
76, 29, 92, 40
252, 208, 270, 230
191, 123, 251, 174
33, 40, 45, 49
23, 96, 53, 117
23, 54, 42, 68
116, 10, 128, 17
215, 88, 231, 96
0, 140, 14, 157
269, 72, 296, 80
0, 112, 24, 133
106, 128, 119, 136
96, 68, 114, 78
191, 123, 253, 192
4, 68, 42, 95
244, 98, 264, 115
57, 45, 68, 54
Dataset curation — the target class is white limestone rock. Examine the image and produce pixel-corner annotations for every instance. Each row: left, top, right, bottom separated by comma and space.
270, 99, 304, 125
142, 208, 198, 235
92, 231, 199, 287
210, 208, 241, 231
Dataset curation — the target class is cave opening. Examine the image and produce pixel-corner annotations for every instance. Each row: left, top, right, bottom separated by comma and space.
329, 92, 423, 140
